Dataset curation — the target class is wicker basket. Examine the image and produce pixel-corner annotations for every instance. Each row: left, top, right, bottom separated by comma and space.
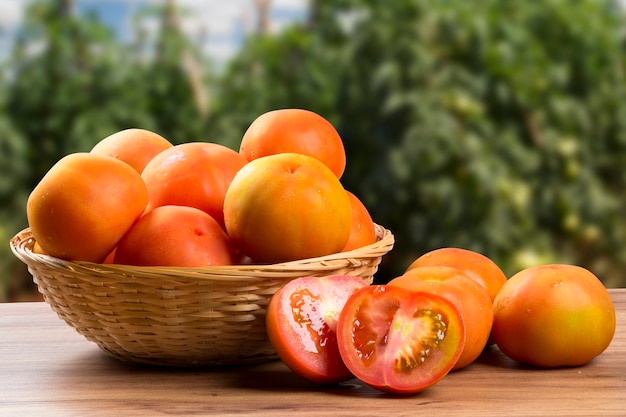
10, 224, 394, 367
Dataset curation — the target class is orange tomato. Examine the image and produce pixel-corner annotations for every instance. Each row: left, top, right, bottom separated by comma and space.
90, 128, 173, 174
102, 248, 116, 264
388, 266, 494, 370
27, 153, 148, 263
141, 142, 247, 228
239, 108, 346, 178
224, 153, 351, 264
492, 264, 616, 368
341, 191, 377, 252
32, 241, 49, 256
407, 247, 507, 302
114, 205, 236, 267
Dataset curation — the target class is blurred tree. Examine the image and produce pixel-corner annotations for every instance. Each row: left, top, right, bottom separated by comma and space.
3, 0, 626, 301
1, 0, 213, 301
212, 0, 626, 286
254, 0, 272, 34
6, 0, 153, 182
2, 0, 142, 300
136, 0, 212, 143
0, 95, 30, 301
333, 0, 626, 286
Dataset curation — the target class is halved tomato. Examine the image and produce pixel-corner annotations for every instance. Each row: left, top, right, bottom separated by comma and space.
265, 275, 369, 384
388, 266, 493, 370
336, 285, 465, 394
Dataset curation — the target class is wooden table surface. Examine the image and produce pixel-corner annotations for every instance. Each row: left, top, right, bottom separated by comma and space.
2, 290, 625, 417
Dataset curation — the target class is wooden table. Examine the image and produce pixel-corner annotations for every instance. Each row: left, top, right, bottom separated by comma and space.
2, 290, 625, 417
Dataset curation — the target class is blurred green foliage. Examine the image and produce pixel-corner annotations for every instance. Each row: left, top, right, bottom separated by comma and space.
2, 0, 626, 301
0, 0, 211, 300
212, 0, 626, 287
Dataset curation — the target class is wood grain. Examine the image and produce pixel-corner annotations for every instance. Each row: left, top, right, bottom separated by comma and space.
2, 290, 625, 417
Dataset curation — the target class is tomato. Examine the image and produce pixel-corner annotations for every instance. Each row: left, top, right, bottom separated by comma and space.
336, 285, 465, 394
90, 128, 172, 174
223, 153, 351, 264
492, 264, 616, 368
341, 191, 377, 252
114, 205, 235, 267
239, 108, 346, 178
26, 152, 148, 263
407, 247, 507, 302
388, 266, 493, 370
142, 142, 247, 229
266, 275, 369, 384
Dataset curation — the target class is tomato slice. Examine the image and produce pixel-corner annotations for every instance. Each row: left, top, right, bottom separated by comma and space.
336, 285, 466, 394
265, 275, 369, 384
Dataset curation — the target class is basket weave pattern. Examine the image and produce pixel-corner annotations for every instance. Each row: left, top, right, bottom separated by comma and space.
10, 224, 394, 367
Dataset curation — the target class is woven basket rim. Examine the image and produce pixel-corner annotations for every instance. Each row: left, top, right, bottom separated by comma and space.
10, 223, 395, 366
10, 224, 394, 281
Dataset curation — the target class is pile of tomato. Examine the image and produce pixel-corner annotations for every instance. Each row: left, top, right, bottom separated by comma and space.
267, 248, 616, 394
24, 108, 617, 395
26, 108, 377, 267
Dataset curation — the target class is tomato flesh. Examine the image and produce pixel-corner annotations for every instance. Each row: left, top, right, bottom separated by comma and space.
289, 287, 335, 353
266, 275, 369, 384
337, 285, 465, 394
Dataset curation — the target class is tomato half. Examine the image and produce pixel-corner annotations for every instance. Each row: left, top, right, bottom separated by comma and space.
265, 275, 369, 384
336, 285, 465, 394
388, 266, 493, 370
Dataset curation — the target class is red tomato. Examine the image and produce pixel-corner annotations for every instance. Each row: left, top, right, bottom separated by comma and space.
492, 264, 616, 368
336, 285, 465, 394
239, 108, 347, 178
265, 275, 369, 384
141, 142, 247, 229
388, 266, 493, 370
113, 205, 235, 267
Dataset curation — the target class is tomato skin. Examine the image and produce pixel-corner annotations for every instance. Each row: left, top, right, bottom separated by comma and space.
90, 128, 173, 174
341, 191, 377, 252
492, 264, 616, 368
142, 142, 247, 229
407, 247, 507, 302
224, 153, 351, 263
26, 152, 148, 263
240, 108, 346, 178
336, 285, 465, 394
266, 275, 369, 384
113, 205, 235, 267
